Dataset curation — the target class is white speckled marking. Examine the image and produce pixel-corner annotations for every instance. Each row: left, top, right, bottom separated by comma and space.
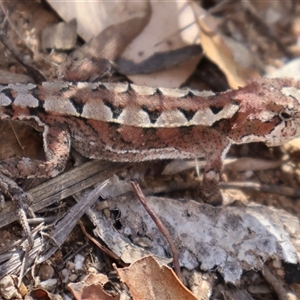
14, 94, 39, 108
82, 99, 113, 121
281, 86, 300, 106
0, 93, 11, 106
130, 84, 156, 96
156, 110, 187, 127
189, 89, 215, 97
44, 96, 78, 116
158, 87, 189, 98
102, 82, 129, 93
117, 106, 151, 126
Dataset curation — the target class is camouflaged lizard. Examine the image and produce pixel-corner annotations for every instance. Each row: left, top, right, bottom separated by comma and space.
0, 77, 299, 210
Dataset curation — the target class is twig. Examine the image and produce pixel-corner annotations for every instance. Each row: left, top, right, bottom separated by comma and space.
79, 220, 126, 267
130, 181, 182, 281
0, 160, 131, 229
40, 232, 61, 250
36, 180, 111, 264
219, 181, 300, 198
263, 265, 289, 300
57, 243, 89, 271
140, 181, 300, 199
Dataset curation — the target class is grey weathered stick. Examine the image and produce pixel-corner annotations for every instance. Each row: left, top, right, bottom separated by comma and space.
0, 160, 131, 228
37, 180, 110, 263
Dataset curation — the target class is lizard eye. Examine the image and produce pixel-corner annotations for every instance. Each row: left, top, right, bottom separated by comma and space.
279, 111, 292, 121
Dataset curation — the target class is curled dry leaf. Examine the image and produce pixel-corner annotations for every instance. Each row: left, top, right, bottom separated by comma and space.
25, 289, 62, 300
121, 1, 202, 87
117, 256, 197, 300
41, 19, 77, 51
47, 0, 151, 61
68, 273, 115, 300
46, 1, 150, 42
193, 3, 260, 88
48, 0, 202, 85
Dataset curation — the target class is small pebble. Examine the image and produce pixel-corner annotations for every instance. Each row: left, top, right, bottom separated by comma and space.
277, 269, 285, 277
287, 292, 297, 300
61, 269, 69, 283
66, 261, 75, 270
68, 274, 78, 282
74, 254, 85, 270
39, 264, 54, 281
88, 267, 98, 274
272, 260, 282, 269
248, 284, 271, 294
39, 278, 57, 291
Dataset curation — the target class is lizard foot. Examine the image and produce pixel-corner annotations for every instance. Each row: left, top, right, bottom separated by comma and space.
0, 173, 34, 248
199, 188, 223, 206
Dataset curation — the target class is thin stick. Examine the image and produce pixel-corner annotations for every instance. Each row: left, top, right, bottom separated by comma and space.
130, 181, 182, 281
79, 220, 126, 267
263, 265, 289, 300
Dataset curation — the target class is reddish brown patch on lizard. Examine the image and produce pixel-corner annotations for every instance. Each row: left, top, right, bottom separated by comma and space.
117, 126, 148, 146
230, 112, 281, 140
11, 106, 30, 119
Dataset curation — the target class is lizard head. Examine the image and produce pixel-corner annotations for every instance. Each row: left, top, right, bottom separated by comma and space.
263, 78, 300, 146
231, 77, 300, 147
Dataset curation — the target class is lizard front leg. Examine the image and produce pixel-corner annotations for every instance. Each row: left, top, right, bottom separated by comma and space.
201, 153, 226, 206
199, 129, 230, 205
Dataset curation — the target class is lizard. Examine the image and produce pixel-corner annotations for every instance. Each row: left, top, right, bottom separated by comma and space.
0, 76, 300, 244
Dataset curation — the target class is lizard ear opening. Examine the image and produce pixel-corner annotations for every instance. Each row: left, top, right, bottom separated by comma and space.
279, 111, 292, 121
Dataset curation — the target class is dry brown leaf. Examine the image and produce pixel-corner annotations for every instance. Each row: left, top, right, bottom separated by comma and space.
121, 0, 202, 87
72, 8, 151, 61
47, 0, 151, 61
47, 1, 203, 87
68, 273, 116, 300
25, 288, 62, 300
46, 1, 150, 42
194, 4, 259, 88
117, 256, 197, 300
41, 19, 77, 51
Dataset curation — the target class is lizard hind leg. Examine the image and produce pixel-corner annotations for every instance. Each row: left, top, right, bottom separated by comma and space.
0, 126, 71, 179
0, 126, 71, 248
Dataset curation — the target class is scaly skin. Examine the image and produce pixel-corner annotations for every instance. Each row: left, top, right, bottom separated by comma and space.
0, 77, 300, 204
